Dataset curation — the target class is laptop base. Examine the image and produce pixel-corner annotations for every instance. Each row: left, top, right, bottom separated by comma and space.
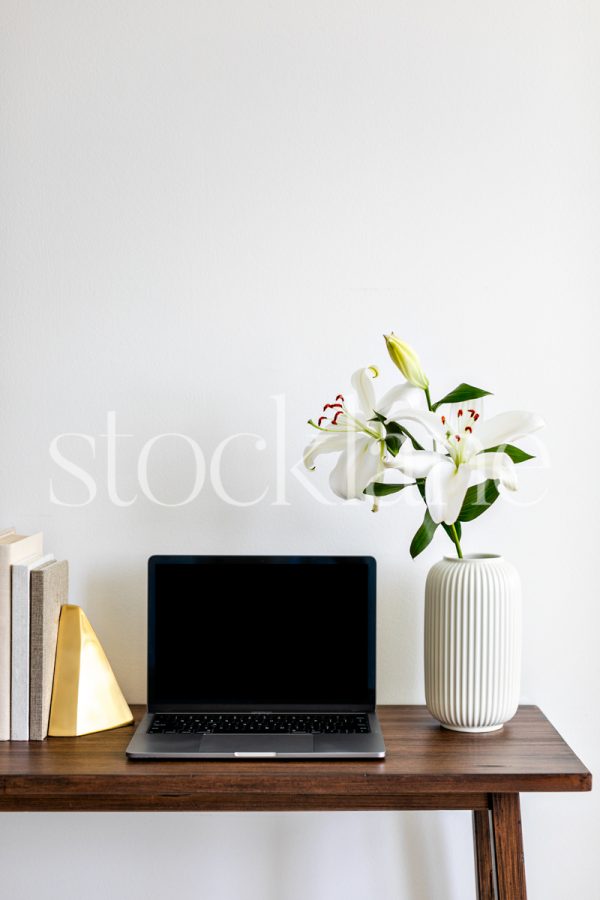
126, 713, 386, 759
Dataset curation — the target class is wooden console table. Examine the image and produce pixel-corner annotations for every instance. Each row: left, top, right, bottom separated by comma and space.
0, 705, 590, 899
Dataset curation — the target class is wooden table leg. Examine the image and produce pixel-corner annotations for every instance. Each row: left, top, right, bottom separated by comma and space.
473, 809, 497, 900
490, 793, 527, 900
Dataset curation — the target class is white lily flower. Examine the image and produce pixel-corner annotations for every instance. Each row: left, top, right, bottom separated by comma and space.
304, 366, 417, 505
387, 405, 544, 525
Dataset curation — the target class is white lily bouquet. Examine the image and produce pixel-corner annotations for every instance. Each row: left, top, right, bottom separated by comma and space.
304, 334, 544, 559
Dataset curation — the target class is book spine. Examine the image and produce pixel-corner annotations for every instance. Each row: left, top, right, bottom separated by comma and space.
0, 534, 43, 740
30, 561, 67, 741
0, 548, 13, 740
10, 566, 30, 740
29, 572, 45, 741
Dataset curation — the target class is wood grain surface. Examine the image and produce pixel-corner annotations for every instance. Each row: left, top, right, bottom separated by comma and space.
0, 705, 590, 812
472, 810, 497, 900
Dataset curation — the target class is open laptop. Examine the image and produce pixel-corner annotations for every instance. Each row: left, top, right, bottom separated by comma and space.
126, 555, 385, 759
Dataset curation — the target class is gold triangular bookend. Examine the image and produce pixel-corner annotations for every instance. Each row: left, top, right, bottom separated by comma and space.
48, 605, 133, 737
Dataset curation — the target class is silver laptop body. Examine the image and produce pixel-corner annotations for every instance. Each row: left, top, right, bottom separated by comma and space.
126, 555, 385, 760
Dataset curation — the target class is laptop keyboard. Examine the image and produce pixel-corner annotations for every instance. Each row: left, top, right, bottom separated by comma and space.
148, 713, 371, 735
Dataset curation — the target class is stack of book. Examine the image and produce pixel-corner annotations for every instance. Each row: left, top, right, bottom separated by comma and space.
0, 527, 68, 741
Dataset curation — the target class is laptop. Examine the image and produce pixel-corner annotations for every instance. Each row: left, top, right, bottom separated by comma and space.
126, 555, 385, 759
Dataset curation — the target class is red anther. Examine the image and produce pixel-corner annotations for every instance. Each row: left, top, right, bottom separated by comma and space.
468, 409, 476, 417
457, 409, 463, 417
323, 402, 343, 411
474, 413, 480, 421
465, 426, 472, 433
331, 410, 344, 426
318, 416, 328, 427
335, 394, 344, 402
441, 415, 446, 425
455, 435, 461, 442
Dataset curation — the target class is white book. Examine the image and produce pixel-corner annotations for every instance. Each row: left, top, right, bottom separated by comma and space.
0, 530, 43, 740
10, 553, 54, 741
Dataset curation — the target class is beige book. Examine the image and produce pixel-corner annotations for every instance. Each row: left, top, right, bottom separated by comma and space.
0, 530, 44, 740
29, 560, 69, 741
11, 552, 54, 740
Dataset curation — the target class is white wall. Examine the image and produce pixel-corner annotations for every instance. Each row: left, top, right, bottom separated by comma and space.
1, 1, 598, 897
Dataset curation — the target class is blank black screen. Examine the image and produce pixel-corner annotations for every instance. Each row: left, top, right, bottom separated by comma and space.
149, 557, 375, 710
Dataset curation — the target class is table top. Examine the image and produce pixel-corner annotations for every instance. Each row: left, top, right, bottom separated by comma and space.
0, 705, 591, 812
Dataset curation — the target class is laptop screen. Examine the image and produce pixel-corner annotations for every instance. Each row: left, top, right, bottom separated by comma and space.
148, 556, 376, 712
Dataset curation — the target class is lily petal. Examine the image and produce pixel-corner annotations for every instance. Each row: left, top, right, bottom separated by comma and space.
329, 436, 380, 500
351, 367, 378, 416
470, 452, 518, 491
385, 440, 442, 478
377, 382, 423, 417
303, 431, 357, 471
425, 459, 471, 525
476, 411, 544, 450
390, 407, 446, 442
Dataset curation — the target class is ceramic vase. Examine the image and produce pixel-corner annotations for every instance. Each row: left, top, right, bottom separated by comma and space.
424, 554, 521, 733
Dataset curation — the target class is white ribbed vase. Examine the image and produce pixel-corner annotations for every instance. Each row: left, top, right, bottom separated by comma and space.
424, 554, 521, 733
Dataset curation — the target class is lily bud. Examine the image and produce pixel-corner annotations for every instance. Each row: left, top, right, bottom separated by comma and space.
384, 333, 429, 390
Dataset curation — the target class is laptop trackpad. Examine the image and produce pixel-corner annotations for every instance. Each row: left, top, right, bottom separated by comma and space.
200, 734, 314, 754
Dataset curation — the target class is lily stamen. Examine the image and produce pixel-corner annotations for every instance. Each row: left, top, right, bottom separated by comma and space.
308, 418, 355, 434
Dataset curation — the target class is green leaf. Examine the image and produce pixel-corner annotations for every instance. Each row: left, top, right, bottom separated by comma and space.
431, 383, 492, 411
485, 444, 535, 464
385, 434, 401, 456
384, 421, 408, 457
385, 420, 403, 434
386, 421, 426, 452
458, 479, 500, 522
369, 411, 387, 423
363, 482, 411, 497
410, 508, 438, 558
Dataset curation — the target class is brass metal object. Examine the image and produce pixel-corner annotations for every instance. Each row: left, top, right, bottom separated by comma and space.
48, 605, 133, 737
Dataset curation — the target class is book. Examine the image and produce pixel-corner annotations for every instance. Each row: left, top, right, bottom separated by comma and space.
29, 560, 68, 741
10, 552, 54, 740
0, 529, 44, 740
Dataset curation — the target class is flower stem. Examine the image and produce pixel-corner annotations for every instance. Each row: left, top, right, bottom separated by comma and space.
423, 386, 437, 452
424, 386, 433, 412
449, 523, 463, 558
